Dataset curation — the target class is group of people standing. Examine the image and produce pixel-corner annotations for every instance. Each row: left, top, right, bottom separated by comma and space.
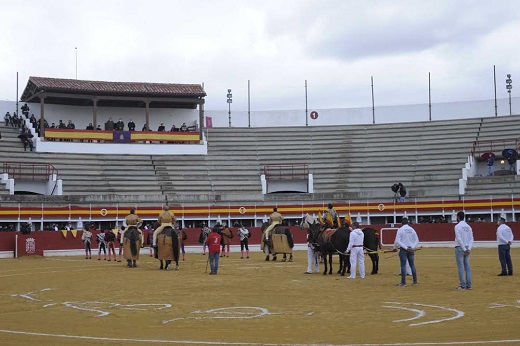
391, 211, 513, 289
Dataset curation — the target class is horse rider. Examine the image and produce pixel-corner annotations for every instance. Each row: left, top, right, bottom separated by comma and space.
263, 207, 284, 241
322, 203, 339, 229
124, 209, 143, 268
125, 209, 143, 230
152, 206, 177, 248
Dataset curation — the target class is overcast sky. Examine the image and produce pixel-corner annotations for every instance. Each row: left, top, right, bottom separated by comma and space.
1, 0, 519, 111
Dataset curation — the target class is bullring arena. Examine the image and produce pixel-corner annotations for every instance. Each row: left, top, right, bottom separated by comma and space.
0, 77, 519, 345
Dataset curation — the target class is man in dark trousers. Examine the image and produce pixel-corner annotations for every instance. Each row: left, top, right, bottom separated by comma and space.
206, 227, 222, 275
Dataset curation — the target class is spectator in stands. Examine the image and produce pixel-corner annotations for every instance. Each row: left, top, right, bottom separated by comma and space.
21, 103, 30, 117
96, 124, 102, 130
158, 123, 166, 131
142, 124, 151, 131
29, 114, 37, 127
50, 122, 56, 128
398, 183, 407, 202
180, 122, 188, 132
12, 112, 19, 128
128, 119, 135, 131
18, 129, 34, 151
115, 118, 124, 130
4, 112, 10, 126
507, 155, 517, 174
67, 120, 75, 129
105, 117, 114, 131
170, 124, 177, 132
58, 120, 66, 129
487, 155, 495, 176
86, 123, 94, 130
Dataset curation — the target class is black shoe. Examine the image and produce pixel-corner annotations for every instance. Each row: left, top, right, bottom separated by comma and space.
508, 272, 513, 276
498, 272, 508, 276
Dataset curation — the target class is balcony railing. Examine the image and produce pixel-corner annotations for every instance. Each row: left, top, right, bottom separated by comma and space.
1, 162, 58, 180
264, 163, 309, 180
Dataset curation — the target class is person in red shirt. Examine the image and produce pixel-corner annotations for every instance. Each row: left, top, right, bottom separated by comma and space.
206, 226, 222, 275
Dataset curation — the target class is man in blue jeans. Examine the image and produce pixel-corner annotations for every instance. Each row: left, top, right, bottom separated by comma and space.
394, 217, 419, 287
206, 227, 222, 275
454, 211, 474, 290
496, 217, 514, 276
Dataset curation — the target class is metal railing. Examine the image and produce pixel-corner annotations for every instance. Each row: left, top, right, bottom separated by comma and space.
1, 162, 58, 180
263, 163, 309, 180
471, 138, 520, 159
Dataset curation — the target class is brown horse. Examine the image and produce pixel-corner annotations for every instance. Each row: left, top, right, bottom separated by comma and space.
260, 222, 294, 262
155, 226, 181, 271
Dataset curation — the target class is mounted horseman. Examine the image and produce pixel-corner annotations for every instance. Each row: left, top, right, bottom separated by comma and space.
152, 205, 180, 271
123, 209, 143, 268
261, 208, 293, 262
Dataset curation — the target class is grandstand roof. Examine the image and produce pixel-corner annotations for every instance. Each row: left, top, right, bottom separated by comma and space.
21, 76, 206, 108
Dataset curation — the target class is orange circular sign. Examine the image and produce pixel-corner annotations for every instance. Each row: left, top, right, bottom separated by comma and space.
310, 111, 318, 119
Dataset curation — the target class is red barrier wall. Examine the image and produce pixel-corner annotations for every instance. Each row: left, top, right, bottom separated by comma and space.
0, 223, 518, 253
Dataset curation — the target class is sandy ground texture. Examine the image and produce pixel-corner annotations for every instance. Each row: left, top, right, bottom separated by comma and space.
0, 247, 518, 346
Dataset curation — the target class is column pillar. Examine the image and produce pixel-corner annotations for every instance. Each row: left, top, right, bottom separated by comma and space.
198, 100, 205, 141
92, 98, 98, 128
145, 100, 150, 130
39, 96, 46, 138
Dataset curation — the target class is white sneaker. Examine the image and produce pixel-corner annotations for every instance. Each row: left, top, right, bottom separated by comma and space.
347, 276, 355, 279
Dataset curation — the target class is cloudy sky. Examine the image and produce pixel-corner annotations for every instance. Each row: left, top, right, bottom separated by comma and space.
1, 0, 519, 111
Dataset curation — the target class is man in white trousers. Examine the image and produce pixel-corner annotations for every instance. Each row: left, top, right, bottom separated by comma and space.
305, 237, 320, 274
347, 222, 365, 279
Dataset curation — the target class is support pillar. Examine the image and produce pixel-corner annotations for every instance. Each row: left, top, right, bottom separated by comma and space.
92, 98, 98, 128
145, 100, 150, 131
199, 100, 204, 141
39, 96, 45, 138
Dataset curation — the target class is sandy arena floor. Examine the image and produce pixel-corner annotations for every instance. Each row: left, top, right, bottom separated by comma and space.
0, 247, 518, 345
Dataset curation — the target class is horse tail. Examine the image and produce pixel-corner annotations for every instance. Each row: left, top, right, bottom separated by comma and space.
129, 227, 138, 257
171, 228, 180, 265
285, 228, 294, 248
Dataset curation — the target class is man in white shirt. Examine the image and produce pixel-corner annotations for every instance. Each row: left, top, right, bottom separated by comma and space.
394, 217, 419, 286
454, 211, 474, 290
347, 222, 365, 279
496, 217, 514, 276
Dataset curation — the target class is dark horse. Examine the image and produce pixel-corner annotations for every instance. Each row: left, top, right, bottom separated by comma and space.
260, 222, 294, 262
155, 226, 180, 271
362, 227, 380, 275
301, 213, 350, 276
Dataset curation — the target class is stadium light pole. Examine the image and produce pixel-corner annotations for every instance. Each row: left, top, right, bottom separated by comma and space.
75, 47, 78, 79
227, 89, 232, 127
506, 74, 513, 116
371, 76, 375, 124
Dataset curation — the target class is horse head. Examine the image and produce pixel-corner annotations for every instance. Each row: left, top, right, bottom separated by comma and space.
299, 213, 317, 229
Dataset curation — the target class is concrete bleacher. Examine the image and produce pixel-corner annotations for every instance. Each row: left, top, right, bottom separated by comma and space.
1, 114, 519, 202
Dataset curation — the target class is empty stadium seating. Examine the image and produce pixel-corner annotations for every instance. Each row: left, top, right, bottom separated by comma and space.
0, 114, 519, 203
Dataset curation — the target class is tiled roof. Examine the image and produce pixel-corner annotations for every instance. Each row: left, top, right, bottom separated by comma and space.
26, 76, 205, 97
